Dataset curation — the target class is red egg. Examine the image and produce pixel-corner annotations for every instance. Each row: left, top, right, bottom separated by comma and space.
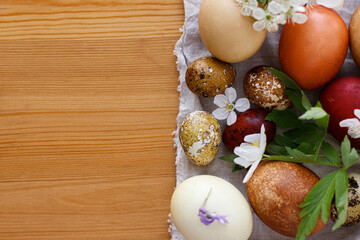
222, 109, 276, 151
319, 76, 360, 149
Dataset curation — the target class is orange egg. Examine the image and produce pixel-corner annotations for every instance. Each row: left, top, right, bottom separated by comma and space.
279, 4, 349, 91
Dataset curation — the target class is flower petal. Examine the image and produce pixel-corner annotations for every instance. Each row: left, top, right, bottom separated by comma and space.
234, 145, 262, 163
214, 94, 228, 108
268, 1, 282, 15
227, 111, 237, 126
249, 0, 258, 10
355, 109, 360, 119
243, 159, 261, 183
291, 13, 308, 24
349, 128, 360, 139
252, 8, 266, 20
339, 118, 360, 128
241, 6, 252, 16
212, 108, 230, 120
244, 133, 261, 144
317, 0, 344, 11
253, 20, 266, 32
234, 156, 252, 168
266, 22, 279, 32
225, 87, 237, 103
235, 98, 250, 112
259, 124, 267, 153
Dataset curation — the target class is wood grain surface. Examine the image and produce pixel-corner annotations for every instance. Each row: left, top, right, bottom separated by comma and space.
0, 1, 184, 239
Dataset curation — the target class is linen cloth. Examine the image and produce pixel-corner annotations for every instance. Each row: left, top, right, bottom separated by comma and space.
171, 0, 360, 239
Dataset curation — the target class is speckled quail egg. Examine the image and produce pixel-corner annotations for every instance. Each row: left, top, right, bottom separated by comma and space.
186, 57, 235, 98
179, 111, 221, 166
243, 66, 292, 111
331, 172, 360, 226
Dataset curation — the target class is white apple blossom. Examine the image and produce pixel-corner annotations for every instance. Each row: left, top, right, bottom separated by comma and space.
234, 0, 343, 33
252, 6, 280, 32
212, 87, 250, 126
316, 0, 344, 11
339, 109, 360, 139
235, 0, 258, 16
234, 124, 266, 183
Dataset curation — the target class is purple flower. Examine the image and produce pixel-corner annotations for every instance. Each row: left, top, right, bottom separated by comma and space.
198, 208, 229, 226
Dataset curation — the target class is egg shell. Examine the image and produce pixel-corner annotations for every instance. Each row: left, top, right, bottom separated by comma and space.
331, 172, 360, 226
170, 175, 253, 240
246, 161, 326, 237
198, 0, 267, 63
319, 76, 360, 149
186, 57, 235, 97
350, 6, 360, 68
180, 111, 221, 166
223, 109, 276, 151
243, 66, 292, 111
279, 5, 349, 90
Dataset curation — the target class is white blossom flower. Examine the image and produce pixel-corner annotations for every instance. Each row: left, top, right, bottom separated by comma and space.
339, 109, 360, 139
234, 124, 266, 183
274, 0, 308, 24
235, 0, 259, 16
252, 7, 279, 32
316, 0, 344, 11
212, 87, 250, 126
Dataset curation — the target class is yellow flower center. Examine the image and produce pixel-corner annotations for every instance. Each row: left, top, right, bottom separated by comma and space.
252, 140, 260, 147
225, 102, 234, 111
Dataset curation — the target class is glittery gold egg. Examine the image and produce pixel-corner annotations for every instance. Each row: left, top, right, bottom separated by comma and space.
179, 111, 221, 166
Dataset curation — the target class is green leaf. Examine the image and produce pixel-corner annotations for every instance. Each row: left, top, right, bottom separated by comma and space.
321, 142, 341, 167
274, 135, 298, 148
286, 147, 315, 162
332, 169, 348, 230
283, 123, 324, 144
283, 89, 306, 112
296, 142, 315, 155
316, 114, 330, 131
219, 154, 237, 164
341, 136, 360, 169
265, 143, 287, 155
232, 165, 244, 173
301, 94, 312, 111
267, 67, 302, 92
296, 170, 338, 240
299, 107, 328, 120
265, 109, 302, 128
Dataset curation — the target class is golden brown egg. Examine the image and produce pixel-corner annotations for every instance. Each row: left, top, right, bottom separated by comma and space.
243, 66, 292, 111
186, 57, 235, 97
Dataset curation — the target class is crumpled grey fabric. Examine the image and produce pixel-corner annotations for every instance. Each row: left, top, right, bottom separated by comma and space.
170, 1, 360, 239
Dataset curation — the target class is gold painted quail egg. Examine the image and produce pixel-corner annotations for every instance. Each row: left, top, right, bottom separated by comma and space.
179, 111, 221, 166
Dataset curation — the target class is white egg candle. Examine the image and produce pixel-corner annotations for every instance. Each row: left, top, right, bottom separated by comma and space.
170, 175, 253, 240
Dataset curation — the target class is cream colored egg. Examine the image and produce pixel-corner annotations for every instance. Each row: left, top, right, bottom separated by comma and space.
199, 0, 267, 63
170, 175, 253, 240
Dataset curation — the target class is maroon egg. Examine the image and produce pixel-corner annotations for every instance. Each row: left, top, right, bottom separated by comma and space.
223, 109, 276, 151
319, 76, 360, 149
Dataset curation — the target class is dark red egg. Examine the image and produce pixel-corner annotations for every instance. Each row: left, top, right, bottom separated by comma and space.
222, 109, 276, 151
319, 76, 360, 149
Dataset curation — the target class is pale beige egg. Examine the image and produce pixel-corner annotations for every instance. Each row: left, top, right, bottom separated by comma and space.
199, 0, 267, 63
170, 175, 253, 240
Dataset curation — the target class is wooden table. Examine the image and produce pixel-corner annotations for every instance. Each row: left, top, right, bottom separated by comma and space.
0, 1, 184, 239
